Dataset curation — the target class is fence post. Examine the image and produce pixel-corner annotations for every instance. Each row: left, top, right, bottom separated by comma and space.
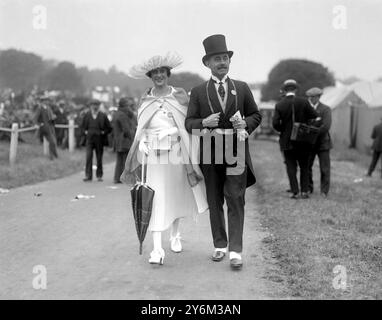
9, 123, 19, 166
68, 119, 75, 153
43, 137, 49, 156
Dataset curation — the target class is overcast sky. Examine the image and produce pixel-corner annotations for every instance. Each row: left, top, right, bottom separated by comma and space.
0, 0, 381, 83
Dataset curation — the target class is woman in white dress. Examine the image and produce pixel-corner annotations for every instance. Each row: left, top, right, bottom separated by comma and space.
121, 53, 208, 265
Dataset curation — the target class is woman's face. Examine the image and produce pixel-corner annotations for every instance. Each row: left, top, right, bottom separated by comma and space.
150, 67, 169, 87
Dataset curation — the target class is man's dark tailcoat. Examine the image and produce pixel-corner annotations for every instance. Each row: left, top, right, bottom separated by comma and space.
185, 78, 262, 253
272, 95, 317, 194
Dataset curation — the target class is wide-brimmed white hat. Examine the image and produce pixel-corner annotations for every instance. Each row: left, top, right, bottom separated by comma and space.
128, 52, 183, 79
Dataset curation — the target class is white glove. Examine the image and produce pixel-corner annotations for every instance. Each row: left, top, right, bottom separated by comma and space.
138, 135, 150, 155
157, 127, 178, 141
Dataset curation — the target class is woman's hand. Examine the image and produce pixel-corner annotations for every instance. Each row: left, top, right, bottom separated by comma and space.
139, 137, 150, 155
157, 127, 178, 140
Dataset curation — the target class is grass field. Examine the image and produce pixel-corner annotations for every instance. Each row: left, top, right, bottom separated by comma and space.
0, 135, 115, 189
253, 139, 382, 299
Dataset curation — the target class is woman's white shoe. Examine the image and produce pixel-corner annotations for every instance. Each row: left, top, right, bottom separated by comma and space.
149, 249, 165, 265
170, 233, 182, 253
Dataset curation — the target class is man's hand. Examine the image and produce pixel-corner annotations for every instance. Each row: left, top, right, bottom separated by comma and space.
232, 118, 247, 130
202, 112, 221, 128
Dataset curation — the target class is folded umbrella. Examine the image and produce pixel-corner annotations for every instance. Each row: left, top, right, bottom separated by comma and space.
130, 153, 155, 255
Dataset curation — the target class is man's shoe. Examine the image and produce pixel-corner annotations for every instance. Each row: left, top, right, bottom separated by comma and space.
301, 192, 309, 199
290, 193, 299, 199
211, 250, 226, 262
97, 177, 103, 182
114, 180, 122, 184
230, 258, 243, 270
83, 178, 92, 182
321, 192, 328, 198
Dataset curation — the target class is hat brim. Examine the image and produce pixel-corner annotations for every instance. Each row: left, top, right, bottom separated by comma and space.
203, 51, 233, 66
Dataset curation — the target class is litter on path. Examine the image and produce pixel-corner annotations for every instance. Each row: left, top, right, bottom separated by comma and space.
0, 188, 10, 194
72, 194, 96, 201
106, 186, 119, 190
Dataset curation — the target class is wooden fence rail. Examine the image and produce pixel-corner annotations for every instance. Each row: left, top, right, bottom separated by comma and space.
0, 119, 78, 166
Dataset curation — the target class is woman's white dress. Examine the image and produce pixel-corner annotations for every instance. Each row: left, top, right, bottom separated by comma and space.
145, 89, 197, 232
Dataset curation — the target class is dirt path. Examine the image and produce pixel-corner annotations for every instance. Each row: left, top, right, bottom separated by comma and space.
0, 144, 288, 300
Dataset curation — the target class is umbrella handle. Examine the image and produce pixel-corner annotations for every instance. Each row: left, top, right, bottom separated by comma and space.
141, 152, 147, 184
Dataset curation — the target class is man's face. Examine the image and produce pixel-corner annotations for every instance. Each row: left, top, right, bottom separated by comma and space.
206, 53, 230, 79
90, 104, 99, 113
308, 96, 320, 105
150, 67, 169, 87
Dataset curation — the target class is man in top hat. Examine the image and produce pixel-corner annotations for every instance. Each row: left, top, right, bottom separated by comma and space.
306, 87, 333, 197
185, 34, 262, 270
272, 80, 317, 199
81, 99, 112, 182
366, 117, 382, 178
33, 94, 59, 160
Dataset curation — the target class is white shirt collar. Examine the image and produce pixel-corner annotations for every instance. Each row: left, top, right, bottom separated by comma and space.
211, 74, 228, 84
285, 92, 296, 97
309, 101, 320, 109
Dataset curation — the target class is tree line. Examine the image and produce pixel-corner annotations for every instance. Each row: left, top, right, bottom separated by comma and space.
0, 49, 205, 97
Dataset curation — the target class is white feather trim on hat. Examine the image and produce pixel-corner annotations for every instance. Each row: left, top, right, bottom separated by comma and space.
128, 52, 183, 79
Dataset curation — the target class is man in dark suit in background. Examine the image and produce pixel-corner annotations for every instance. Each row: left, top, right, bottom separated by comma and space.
272, 79, 317, 199
366, 117, 382, 178
81, 99, 112, 182
185, 34, 262, 270
33, 95, 58, 160
306, 87, 333, 197
113, 97, 136, 184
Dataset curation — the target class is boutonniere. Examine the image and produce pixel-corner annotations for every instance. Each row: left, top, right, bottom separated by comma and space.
231, 90, 237, 96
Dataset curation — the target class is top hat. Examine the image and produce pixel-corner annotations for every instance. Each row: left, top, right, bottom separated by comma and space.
202, 34, 233, 66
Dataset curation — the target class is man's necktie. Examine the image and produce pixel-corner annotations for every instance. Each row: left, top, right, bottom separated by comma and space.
218, 82, 225, 101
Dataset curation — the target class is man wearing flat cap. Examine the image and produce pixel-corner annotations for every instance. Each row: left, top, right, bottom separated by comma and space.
81, 99, 112, 182
306, 87, 332, 197
272, 80, 318, 199
185, 34, 262, 270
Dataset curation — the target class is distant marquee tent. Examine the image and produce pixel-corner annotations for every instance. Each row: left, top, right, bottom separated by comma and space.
321, 81, 382, 153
